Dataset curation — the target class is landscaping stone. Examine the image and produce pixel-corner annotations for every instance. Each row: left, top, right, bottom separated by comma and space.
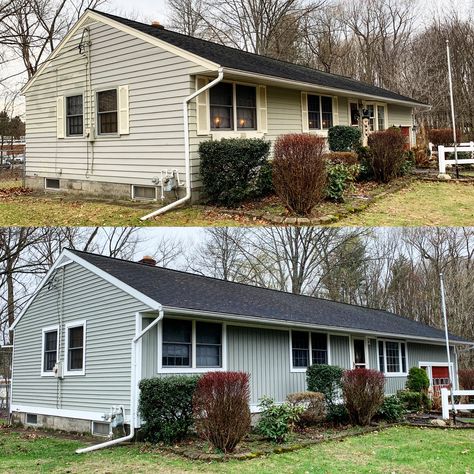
430, 419, 447, 426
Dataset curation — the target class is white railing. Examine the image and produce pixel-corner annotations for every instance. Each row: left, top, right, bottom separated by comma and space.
441, 388, 474, 419
438, 142, 474, 174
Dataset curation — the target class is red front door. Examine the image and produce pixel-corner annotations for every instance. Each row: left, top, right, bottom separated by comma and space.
431, 366, 450, 395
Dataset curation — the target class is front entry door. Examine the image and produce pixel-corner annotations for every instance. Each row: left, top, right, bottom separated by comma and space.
353, 339, 366, 368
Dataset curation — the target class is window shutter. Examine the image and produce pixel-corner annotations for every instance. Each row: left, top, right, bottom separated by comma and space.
258, 85, 267, 133
196, 76, 210, 135
301, 92, 309, 132
56, 96, 65, 139
332, 96, 339, 126
118, 85, 130, 135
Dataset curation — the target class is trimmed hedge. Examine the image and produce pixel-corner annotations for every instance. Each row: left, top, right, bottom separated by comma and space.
199, 138, 271, 207
397, 389, 431, 412
139, 375, 199, 444
328, 126, 362, 152
286, 391, 326, 426
406, 367, 430, 393
306, 364, 343, 409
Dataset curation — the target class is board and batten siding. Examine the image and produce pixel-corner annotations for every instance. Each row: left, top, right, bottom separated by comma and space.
142, 320, 457, 407
12, 262, 149, 419
25, 19, 206, 189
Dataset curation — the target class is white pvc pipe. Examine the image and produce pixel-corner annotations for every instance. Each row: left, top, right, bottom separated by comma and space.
76, 310, 164, 454
140, 68, 224, 221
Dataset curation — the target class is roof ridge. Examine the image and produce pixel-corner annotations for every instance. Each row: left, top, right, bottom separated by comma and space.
68, 248, 444, 332
89, 9, 419, 103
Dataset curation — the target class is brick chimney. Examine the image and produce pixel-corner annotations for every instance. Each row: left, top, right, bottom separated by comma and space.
138, 255, 157, 266
151, 21, 164, 29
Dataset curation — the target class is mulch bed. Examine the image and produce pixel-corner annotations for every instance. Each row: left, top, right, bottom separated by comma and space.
201, 177, 413, 225
146, 424, 388, 461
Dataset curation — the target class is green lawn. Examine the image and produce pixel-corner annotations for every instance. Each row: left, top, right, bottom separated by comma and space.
338, 181, 474, 226
1, 179, 474, 227
1, 426, 473, 473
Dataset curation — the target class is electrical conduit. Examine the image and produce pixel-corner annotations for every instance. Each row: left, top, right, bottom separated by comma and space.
75, 309, 164, 454
140, 68, 224, 220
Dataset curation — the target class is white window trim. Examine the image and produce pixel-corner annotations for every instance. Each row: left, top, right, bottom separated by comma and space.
96, 87, 119, 137
157, 317, 227, 374
210, 80, 261, 134
44, 178, 61, 191
350, 335, 369, 369
377, 339, 408, 377
348, 99, 388, 131
306, 93, 334, 132
65, 92, 85, 138
64, 320, 87, 376
289, 329, 331, 373
41, 325, 59, 377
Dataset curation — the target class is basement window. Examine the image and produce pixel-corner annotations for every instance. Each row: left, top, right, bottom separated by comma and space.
132, 185, 157, 201
45, 178, 60, 190
91, 421, 111, 437
26, 413, 38, 425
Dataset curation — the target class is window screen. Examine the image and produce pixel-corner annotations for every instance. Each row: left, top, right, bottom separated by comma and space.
196, 321, 222, 367
385, 341, 400, 373
133, 186, 156, 200
311, 333, 328, 364
210, 83, 233, 130
43, 330, 57, 372
68, 326, 84, 371
97, 89, 118, 134
26, 413, 38, 424
162, 319, 192, 367
308, 95, 321, 130
45, 178, 60, 189
292, 331, 309, 367
236, 85, 256, 130
66, 95, 83, 136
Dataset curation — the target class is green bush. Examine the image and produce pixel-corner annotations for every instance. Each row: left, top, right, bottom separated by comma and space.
406, 367, 430, 393
326, 163, 360, 202
256, 396, 303, 443
139, 375, 199, 444
355, 146, 374, 181
326, 403, 350, 425
397, 390, 431, 413
376, 395, 406, 422
328, 126, 362, 152
254, 160, 274, 197
306, 364, 344, 409
199, 138, 271, 207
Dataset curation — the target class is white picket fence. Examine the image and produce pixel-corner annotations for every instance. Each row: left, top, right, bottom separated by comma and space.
438, 142, 474, 174
441, 388, 474, 419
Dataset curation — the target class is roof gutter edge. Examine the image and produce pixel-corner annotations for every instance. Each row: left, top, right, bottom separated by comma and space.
222, 67, 429, 109
162, 306, 468, 345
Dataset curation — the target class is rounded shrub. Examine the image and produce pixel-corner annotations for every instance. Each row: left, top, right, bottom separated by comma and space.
286, 391, 326, 426
367, 128, 407, 183
342, 368, 385, 426
193, 371, 251, 453
306, 364, 344, 409
272, 133, 326, 216
376, 395, 406, 422
139, 375, 199, 444
199, 138, 270, 207
328, 126, 362, 152
406, 367, 430, 393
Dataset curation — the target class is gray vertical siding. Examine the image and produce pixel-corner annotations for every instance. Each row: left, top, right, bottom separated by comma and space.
12, 262, 149, 419
330, 335, 351, 368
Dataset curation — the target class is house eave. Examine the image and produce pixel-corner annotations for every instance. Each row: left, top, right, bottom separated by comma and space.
221, 67, 428, 109
162, 305, 467, 346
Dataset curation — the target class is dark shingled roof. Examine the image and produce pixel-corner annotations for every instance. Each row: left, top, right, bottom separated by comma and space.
90, 10, 425, 106
70, 250, 467, 343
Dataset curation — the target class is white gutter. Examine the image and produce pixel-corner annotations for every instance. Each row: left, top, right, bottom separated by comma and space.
76, 309, 163, 454
140, 68, 224, 220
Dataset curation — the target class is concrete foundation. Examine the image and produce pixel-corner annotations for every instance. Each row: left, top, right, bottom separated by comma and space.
25, 175, 202, 203
13, 411, 92, 434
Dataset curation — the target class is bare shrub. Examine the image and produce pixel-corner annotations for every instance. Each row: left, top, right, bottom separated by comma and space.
428, 128, 462, 146
273, 133, 327, 216
287, 391, 326, 426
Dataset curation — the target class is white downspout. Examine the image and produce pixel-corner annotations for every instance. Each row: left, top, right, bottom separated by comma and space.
76, 309, 164, 454
140, 68, 224, 221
